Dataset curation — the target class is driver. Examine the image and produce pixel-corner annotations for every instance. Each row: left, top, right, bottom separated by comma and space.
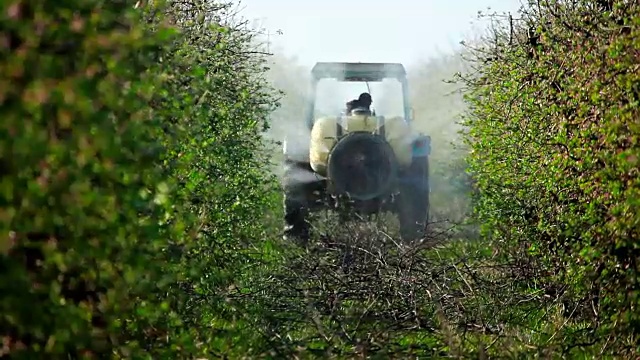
357, 92, 372, 110
345, 99, 358, 114
344, 92, 373, 115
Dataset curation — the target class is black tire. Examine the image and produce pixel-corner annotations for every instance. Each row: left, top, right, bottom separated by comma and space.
398, 156, 429, 241
283, 159, 311, 245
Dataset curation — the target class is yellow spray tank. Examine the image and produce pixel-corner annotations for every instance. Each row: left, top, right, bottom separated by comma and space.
309, 114, 414, 176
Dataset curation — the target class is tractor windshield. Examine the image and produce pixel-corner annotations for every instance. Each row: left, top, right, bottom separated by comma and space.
313, 77, 405, 119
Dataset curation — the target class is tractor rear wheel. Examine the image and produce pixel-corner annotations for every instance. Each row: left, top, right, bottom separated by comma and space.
397, 156, 429, 241
283, 159, 312, 245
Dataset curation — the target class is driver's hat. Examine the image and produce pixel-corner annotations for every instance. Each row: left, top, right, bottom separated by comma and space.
358, 92, 372, 105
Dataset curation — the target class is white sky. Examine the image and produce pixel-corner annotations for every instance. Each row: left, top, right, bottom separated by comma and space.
236, 0, 524, 66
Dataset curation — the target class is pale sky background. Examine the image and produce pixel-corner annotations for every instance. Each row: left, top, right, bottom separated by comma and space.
236, 0, 524, 66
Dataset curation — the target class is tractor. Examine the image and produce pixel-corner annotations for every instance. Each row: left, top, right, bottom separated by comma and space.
282, 62, 430, 244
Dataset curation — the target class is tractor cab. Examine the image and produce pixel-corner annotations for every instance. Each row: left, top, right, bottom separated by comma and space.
305, 62, 414, 130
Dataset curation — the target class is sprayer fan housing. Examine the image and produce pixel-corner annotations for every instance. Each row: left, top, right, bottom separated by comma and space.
327, 131, 398, 201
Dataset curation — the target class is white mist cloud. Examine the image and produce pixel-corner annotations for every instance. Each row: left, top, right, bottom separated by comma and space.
238, 0, 523, 66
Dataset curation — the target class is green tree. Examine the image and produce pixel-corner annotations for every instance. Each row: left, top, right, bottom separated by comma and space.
0, 0, 178, 357
462, 0, 640, 355
0, 0, 281, 357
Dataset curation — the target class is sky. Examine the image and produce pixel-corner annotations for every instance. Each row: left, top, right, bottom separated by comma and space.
236, 0, 524, 67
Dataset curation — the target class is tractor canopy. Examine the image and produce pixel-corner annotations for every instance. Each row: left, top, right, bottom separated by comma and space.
305, 62, 413, 129
311, 62, 407, 82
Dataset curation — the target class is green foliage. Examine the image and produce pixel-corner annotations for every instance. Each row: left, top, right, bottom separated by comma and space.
145, 1, 282, 357
1, 1, 172, 357
1, 0, 279, 357
8, 0, 638, 357
462, 0, 640, 355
